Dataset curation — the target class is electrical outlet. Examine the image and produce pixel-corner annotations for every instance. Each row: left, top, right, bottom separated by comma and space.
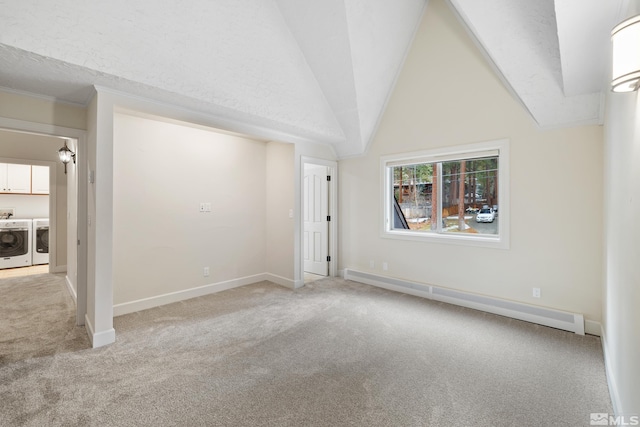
382, 262, 388, 271
199, 203, 206, 212
369, 260, 375, 268
532, 287, 541, 298
204, 267, 210, 277
0, 208, 15, 219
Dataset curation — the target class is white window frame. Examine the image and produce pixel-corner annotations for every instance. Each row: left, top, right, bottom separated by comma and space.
381, 139, 510, 249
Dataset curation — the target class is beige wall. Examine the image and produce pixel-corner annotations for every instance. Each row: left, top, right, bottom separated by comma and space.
338, 0, 604, 323
0, 91, 86, 130
112, 113, 269, 305
266, 141, 295, 283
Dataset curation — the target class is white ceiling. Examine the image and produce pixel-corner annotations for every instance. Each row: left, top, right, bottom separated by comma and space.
0, 0, 630, 157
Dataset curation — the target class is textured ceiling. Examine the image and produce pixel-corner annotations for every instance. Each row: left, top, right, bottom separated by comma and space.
0, 0, 630, 157
450, 0, 627, 129
0, 0, 425, 157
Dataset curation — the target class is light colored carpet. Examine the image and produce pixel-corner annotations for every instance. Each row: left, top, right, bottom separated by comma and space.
304, 272, 325, 284
0, 273, 89, 365
1, 276, 612, 426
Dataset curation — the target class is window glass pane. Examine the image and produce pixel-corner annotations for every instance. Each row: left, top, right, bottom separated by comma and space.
441, 156, 498, 235
391, 163, 436, 232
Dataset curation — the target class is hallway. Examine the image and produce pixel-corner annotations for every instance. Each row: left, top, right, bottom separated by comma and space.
0, 273, 89, 365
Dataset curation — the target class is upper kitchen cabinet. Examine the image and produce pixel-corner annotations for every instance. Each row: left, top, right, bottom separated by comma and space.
31, 165, 49, 194
0, 163, 31, 194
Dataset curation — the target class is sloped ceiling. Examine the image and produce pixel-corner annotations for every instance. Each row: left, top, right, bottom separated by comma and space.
449, 0, 627, 129
0, 0, 630, 157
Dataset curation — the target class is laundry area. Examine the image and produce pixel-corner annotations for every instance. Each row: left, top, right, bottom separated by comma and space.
0, 163, 50, 275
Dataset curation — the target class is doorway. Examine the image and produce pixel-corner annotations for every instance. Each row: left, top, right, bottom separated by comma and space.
0, 119, 86, 327
0, 156, 54, 278
303, 163, 328, 280
301, 157, 337, 285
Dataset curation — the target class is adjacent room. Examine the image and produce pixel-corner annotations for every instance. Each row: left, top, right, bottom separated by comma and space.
1, 0, 639, 425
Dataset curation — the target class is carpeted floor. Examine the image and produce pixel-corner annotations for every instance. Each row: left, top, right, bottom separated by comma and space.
0, 275, 612, 426
0, 273, 89, 365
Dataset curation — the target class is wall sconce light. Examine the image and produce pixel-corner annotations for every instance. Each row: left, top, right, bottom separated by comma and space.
58, 141, 76, 174
612, 14, 640, 92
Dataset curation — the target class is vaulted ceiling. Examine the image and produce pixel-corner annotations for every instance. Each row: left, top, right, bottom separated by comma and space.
0, 0, 629, 157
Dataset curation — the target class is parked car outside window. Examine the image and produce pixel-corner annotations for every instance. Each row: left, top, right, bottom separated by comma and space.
475, 207, 495, 223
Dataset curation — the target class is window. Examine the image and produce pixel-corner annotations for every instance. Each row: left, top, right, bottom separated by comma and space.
381, 139, 509, 248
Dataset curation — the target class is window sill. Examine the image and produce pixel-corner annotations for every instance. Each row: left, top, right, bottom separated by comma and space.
381, 229, 509, 249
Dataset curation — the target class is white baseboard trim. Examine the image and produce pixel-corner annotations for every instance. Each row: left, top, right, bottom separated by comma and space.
338, 269, 346, 278
84, 314, 115, 348
344, 269, 586, 335
600, 326, 623, 418
266, 273, 296, 289
65, 275, 77, 303
113, 273, 269, 317
584, 320, 602, 336
51, 264, 67, 274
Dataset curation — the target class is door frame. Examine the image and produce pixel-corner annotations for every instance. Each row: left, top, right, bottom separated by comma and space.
0, 157, 57, 271
303, 163, 329, 276
298, 156, 337, 285
0, 117, 87, 327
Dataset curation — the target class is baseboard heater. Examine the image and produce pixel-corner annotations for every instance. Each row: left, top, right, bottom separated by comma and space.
343, 269, 585, 335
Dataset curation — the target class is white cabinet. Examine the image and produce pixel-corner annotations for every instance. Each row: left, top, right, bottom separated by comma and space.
31, 165, 50, 194
0, 163, 31, 193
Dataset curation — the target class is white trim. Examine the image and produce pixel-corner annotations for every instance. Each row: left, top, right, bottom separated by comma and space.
380, 138, 510, 250
98, 85, 344, 147
0, 85, 89, 108
65, 274, 77, 303
84, 313, 115, 348
344, 269, 586, 335
297, 156, 338, 284
113, 273, 269, 317
266, 273, 296, 289
584, 319, 602, 336
600, 326, 623, 418
52, 264, 67, 274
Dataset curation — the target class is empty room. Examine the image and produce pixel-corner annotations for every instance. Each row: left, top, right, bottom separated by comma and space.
1, 0, 639, 426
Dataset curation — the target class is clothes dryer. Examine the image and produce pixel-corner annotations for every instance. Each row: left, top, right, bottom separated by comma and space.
32, 218, 49, 265
0, 219, 32, 269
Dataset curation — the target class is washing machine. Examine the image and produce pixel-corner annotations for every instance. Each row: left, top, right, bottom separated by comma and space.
32, 218, 49, 265
0, 219, 32, 269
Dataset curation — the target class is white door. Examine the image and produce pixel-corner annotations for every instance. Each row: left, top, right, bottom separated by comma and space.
303, 164, 328, 276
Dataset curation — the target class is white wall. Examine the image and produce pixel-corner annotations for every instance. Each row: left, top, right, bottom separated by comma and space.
266, 141, 295, 286
112, 113, 268, 305
602, 1, 640, 412
0, 194, 48, 218
338, 0, 604, 325
0, 91, 86, 130
85, 90, 114, 347
66, 138, 79, 298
